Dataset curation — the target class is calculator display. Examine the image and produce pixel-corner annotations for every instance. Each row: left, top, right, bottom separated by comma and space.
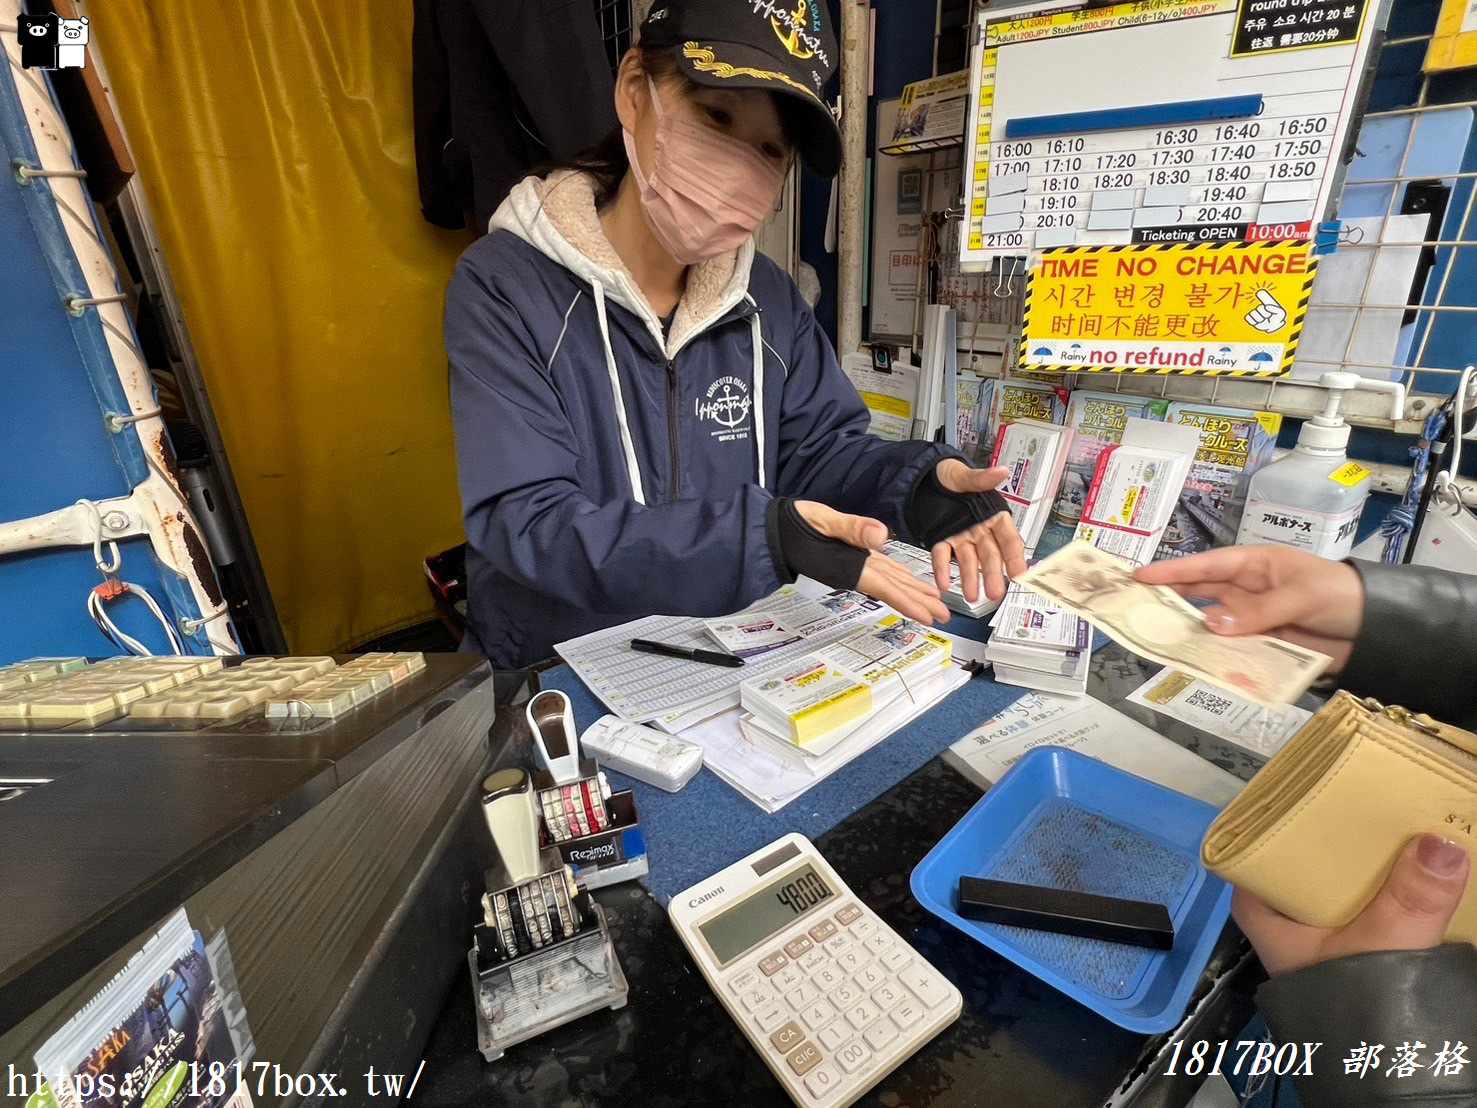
698, 863, 835, 966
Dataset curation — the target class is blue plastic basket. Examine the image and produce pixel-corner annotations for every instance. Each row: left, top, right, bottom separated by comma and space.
910, 747, 1232, 1033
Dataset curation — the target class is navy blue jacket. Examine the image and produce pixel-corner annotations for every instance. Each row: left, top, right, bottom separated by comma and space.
446, 174, 956, 668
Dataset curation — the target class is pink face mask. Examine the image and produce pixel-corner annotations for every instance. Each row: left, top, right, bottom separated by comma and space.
623, 79, 788, 265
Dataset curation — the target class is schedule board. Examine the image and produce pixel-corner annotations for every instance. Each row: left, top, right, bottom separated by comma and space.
958, 0, 1389, 270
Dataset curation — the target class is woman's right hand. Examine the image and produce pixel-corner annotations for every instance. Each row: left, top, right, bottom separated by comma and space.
1134, 545, 1366, 671
794, 501, 950, 625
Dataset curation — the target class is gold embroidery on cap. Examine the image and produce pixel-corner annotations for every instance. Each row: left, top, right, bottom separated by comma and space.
682, 43, 821, 102
772, 1, 816, 60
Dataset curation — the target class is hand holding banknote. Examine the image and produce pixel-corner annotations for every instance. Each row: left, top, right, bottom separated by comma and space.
1014, 543, 1334, 710
1135, 546, 1365, 671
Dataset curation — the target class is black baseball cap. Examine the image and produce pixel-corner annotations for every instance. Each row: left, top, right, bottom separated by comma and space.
640, 0, 843, 177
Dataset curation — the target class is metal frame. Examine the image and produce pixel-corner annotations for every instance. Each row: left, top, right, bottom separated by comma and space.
113, 182, 287, 652
76, 9, 287, 653
630, 0, 655, 43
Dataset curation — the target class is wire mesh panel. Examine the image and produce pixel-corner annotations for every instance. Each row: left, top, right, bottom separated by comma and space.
1291, 35, 1476, 394
983, 800, 1196, 1000
594, 0, 634, 74
1081, 15, 1477, 429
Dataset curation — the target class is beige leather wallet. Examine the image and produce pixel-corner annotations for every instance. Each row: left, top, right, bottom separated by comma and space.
1202, 692, 1477, 944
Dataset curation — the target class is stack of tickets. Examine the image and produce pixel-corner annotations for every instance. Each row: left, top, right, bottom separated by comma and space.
983, 582, 1091, 696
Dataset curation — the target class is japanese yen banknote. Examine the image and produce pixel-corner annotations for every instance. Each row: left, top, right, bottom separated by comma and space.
1014, 543, 1332, 710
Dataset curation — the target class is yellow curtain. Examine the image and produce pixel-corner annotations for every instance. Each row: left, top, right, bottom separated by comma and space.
98, 2, 470, 652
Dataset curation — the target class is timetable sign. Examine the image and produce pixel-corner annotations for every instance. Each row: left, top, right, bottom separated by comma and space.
959, 0, 1385, 270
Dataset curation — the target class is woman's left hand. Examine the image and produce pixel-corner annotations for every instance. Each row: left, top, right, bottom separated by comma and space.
1234, 833, 1469, 976
930, 459, 1028, 604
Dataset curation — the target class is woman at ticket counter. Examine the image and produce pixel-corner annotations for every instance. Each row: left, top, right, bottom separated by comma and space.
445, 0, 1024, 668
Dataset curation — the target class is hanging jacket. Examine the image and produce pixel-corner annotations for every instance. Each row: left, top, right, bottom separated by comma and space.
446, 172, 962, 668
412, 0, 617, 231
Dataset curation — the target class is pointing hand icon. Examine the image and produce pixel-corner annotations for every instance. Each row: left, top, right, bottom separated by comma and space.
1245, 290, 1288, 334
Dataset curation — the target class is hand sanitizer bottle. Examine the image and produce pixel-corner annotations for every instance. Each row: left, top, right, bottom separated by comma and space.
1235, 373, 1399, 559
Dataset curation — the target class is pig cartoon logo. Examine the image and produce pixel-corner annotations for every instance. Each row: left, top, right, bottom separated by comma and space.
16, 13, 88, 70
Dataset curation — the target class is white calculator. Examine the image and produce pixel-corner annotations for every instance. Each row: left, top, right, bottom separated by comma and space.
669, 835, 962, 1107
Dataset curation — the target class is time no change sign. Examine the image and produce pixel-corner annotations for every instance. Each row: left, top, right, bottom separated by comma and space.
1019, 241, 1317, 378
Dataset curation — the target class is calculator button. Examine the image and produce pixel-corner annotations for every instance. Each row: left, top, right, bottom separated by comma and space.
817, 1023, 850, 1052
770, 1021, 806, 1053
784, 935, 815, 960
772, 964, 805, 993
786, 1042, 822, 1077
834, 903, 864, 926
808, 919, 839, 943
836, 948, 867, 975
849, 917, 878, 941
785, 981, 819, 1010
844, 999, 882, 1032
853, 962, 887, 993
800, 999, 836, 1032
890, 999, 924, 1031
754, 1003, 788, 1033
811, 965, 844, 992
829, 980, 863, 1009
836, 1040, 871, 1074
758, 951, 789, 977
864, 932, 895, 956
804, 1063, 842, 1100
900, 965, 951, 1010
863, 1019, 900, 1052
823, 935, 852, 957
729, 970, 759, 995
879, 947, 913, 973
741, 987, 774, 1012
871, 982, 906, 1011
798, 949, 828, 973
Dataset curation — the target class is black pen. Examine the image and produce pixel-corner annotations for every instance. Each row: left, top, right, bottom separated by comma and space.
630, 639, 746, 668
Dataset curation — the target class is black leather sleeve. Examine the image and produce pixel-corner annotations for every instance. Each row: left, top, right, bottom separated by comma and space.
1256, 944, 1477, 1107
904, 467, 1011, 549
1341, 562, 1477, 730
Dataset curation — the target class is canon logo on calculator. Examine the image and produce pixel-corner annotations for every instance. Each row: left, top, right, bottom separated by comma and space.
689, 886, 726, 909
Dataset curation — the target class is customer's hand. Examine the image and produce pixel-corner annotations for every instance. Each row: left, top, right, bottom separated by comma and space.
1235, 834, 1471, 976
931, 460, 1029, 604
1134, 545, 1365, 670
794, 501, 950, 625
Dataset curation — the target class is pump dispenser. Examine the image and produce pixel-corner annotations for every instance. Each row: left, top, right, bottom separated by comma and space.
1235, 372, 1403, 559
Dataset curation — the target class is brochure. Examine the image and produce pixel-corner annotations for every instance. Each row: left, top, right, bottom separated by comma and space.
1052, 391, 1169, 526
33, 910, 252, 1108
1155, 403, 1282, 558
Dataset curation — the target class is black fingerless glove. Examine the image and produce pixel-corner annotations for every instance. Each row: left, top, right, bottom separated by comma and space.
766, 498, 871, 591
904, 467, 1010, 548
